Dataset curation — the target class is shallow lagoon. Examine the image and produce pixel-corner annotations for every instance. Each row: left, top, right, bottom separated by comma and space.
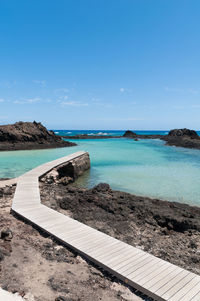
0, 138, 200, 206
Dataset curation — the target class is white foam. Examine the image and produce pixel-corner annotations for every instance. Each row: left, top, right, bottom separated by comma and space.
97, 132, 108, 135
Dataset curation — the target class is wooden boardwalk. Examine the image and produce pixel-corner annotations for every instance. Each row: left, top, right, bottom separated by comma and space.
11, 151, 200, 301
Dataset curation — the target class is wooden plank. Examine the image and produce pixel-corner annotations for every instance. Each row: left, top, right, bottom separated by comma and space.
165, 274, 199, 301
150, 269, 188, 293
133, 259, 168, 285
142, 263, 179, 289
109, 249, 147, 271
125, 257, 163, 280
117, 253, 153, 276
190, 292, 200, 301
101, 246, 140, 268
179, 280, 200, 301
160, 272, 195, 299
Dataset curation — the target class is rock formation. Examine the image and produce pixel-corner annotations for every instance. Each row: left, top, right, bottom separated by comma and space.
163, 128, 200, 149
167, 128, 199, 138
0, 121, 76, 150
123, 130, 138, 138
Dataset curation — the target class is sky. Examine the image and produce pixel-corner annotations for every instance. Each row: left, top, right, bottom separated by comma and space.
0, 0, 200, 130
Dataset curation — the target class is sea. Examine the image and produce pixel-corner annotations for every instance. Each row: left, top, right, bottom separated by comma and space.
0, 130, 200, 206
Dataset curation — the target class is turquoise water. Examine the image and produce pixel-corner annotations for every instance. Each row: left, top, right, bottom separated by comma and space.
0, 137, 200, 205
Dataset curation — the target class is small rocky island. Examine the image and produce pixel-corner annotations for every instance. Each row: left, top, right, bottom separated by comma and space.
0, 121, 76, 151
163, 128, 200, 149
123, 128, 200, 149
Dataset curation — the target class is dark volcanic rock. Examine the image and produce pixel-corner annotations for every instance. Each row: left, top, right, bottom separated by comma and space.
55, 297, 68, 301
1, 229, 13, 241
163, 128, 200, 149
0, 249, 4, 261
92, 183, 111, 193
41, 182, 200, 274
0, 121, 76, 150
60, 134, 119, 139
44, 182, 200, 233
123, 130, 138, 138
167, 128, 199, 138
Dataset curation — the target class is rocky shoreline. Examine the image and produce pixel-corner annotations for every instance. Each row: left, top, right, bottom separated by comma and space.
1, 181, 200, 301
40, 181, 200, 277
0, 173, 200, 300
0, 121, 76, 151
0, 183, 146, 301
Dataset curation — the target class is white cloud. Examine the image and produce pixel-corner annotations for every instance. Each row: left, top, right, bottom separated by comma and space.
54, 88, 69, 96
56, 95, 69, 103
165, 86, 199, 94
91, 97, 101, 103
188, 89, 199, 95
191, 104, 200, 108
13, 97, 41, 104
0, 81, 16, 88
164, 86, 184, 93
32, 80, 46, 87
91, 100, 113, 108
60, 101, 88, 107
0, 98, 5, 102
97, 117, 144, 121
120, 88, 132, 93
173, 104, 200, 109
172, 105, 186, 109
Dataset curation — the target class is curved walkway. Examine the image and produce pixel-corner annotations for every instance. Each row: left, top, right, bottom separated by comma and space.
11, 151, 200, 301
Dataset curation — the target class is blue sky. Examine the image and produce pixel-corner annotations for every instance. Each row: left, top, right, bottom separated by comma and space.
0, 0, 200, 130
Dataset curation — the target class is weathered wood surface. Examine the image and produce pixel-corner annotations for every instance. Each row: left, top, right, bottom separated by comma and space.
11, 151, 200, 301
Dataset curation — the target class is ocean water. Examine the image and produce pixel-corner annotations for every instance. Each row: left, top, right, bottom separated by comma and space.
54, 130, 169, 136
0, 133, 200, 206
53, 129, 200, 137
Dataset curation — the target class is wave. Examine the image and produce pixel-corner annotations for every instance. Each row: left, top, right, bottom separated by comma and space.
87, 132, 109, 136
97, 132, 108, 136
